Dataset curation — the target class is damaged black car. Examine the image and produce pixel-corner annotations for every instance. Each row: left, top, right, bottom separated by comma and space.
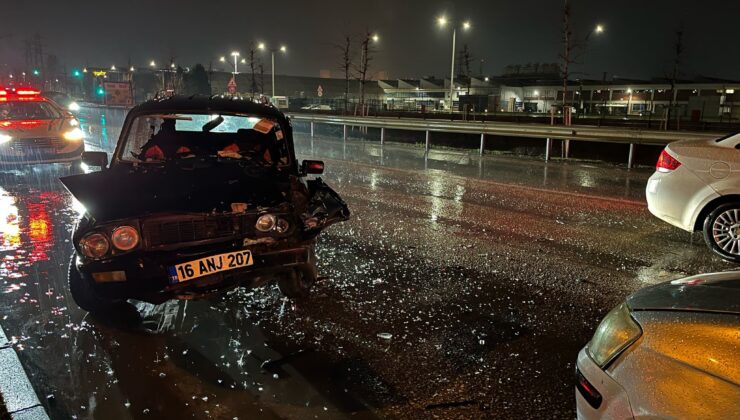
60, 96, 349, 315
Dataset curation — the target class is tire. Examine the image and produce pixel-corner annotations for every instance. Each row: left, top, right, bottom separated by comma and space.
703, 203, 740, 263
277, 265, 318, 299
68, 253, 122, 314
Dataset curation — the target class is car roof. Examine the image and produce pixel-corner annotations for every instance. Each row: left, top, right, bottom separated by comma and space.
628, 271, 740, 315
130, 95, 287, 122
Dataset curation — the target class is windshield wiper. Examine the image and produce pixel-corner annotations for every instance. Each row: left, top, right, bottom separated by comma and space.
202, 115, 224, 132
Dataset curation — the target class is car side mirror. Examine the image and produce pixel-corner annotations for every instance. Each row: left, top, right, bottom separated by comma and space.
81, 151, 108, 169
301, 160, 324, 175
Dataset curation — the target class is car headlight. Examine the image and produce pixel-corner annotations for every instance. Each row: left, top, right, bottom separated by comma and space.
0, 134, 11, 145
63, 127, 85, 141
255, 214, 276, 232
275, 218, 290, 233
587, 303, 642, 367
79, 233, 110, 258
111, 226, 140, 251
68, 102, 81, 112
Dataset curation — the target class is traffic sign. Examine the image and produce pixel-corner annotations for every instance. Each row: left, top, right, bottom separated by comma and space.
228, 76, 237, 94
317, 85, 323, 97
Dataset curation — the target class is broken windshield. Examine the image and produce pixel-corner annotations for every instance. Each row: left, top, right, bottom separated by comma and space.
119, 113, 291, 167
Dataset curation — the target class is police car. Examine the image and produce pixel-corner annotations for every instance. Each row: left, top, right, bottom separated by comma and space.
0, 86, 85, 166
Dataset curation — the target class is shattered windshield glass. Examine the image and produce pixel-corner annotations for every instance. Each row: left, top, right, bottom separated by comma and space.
119, 113, 291, 167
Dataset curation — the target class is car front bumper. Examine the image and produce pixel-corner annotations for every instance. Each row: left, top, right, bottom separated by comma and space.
575, 348, 634, 420
76, 241, 314, 304
0, 140, 84, 165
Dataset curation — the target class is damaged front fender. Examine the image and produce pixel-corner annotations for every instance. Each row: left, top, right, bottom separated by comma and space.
302, 177, 350, 237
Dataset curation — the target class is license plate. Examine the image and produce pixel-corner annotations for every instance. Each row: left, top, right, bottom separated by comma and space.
168, 250, 253, 283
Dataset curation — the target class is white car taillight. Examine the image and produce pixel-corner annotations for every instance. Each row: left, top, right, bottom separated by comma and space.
656, 149, 681, 173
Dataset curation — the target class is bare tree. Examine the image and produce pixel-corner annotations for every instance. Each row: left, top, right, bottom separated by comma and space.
458, 44, 473, 95
559, 0, 599, 117
354, 31, 375, 116
666, 28, 685, 126
259, 63, 265, 95
333, 35, 353, 112
248, 49, 258, 98
559, 0, 573, 110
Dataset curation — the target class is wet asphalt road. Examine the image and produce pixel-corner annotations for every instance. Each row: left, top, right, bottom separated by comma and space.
0, 107, 733, 419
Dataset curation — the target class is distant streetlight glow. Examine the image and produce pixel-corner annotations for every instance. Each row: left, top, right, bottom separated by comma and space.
258, 43, 266, 50
150, 60, 156, 67
170, 62, 175, 69
372, 34, 379, 42
111, 65, 116, 70
129, 66, 135, 72
595, 24, 604, 33
463, 21, 471, 30
240, 58, 246, 64
219, 56, 226, 62
280, 45, 287, 53
437, 16, 447, 27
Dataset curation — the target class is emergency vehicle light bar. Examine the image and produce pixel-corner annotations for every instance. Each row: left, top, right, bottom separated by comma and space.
16, 88, 41, 96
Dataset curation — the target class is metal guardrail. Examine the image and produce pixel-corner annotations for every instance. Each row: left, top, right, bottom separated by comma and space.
290, 114, 726, 168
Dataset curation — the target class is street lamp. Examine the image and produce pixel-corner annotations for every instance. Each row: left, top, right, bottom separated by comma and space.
437, 15, 471, 111
149, 60, 156, 68
585, 23, 605, 41
257, 42, 287, 98
230, 51, 240, 74
111, 65, 116, 71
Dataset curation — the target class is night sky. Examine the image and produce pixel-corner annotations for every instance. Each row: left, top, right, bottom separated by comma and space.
2, 0, 739, 81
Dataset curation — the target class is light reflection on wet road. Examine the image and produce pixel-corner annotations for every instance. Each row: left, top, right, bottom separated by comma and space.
0, 107, 731, 419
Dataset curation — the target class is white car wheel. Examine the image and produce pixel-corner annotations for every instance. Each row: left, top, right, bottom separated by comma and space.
703, 203, 740, 263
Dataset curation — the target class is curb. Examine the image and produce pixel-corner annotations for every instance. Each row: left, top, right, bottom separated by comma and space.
0, 326, 49, 420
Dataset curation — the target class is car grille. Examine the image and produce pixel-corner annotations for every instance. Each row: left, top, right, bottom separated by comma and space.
10, 137, 64, 151
142, 214, 252, 248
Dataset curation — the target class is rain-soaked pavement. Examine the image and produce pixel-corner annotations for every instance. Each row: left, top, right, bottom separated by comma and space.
0, 106, 733, 419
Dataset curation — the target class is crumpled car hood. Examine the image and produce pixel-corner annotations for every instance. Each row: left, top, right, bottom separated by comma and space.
60, 163, 290, 221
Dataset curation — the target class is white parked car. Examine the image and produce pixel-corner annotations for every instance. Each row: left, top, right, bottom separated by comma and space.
576, 272, 740, 419
646, 133, 740, 262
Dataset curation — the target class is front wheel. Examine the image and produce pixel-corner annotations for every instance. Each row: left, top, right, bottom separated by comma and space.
68, 253, 123, 314
277, 265, 318, 299
703, 203, 740, 263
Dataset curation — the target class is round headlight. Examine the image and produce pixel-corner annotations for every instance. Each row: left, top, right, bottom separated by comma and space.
63, 127, 84, 141
275, 218, 290, 233
111, 226, 140, 251
80, 233, 110, 258
255, 214, 276, 232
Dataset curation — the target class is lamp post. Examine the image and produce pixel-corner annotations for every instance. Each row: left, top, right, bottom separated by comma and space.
230, 51, 240, 74
257, 43, 287, 98
437, 16, 471, 111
